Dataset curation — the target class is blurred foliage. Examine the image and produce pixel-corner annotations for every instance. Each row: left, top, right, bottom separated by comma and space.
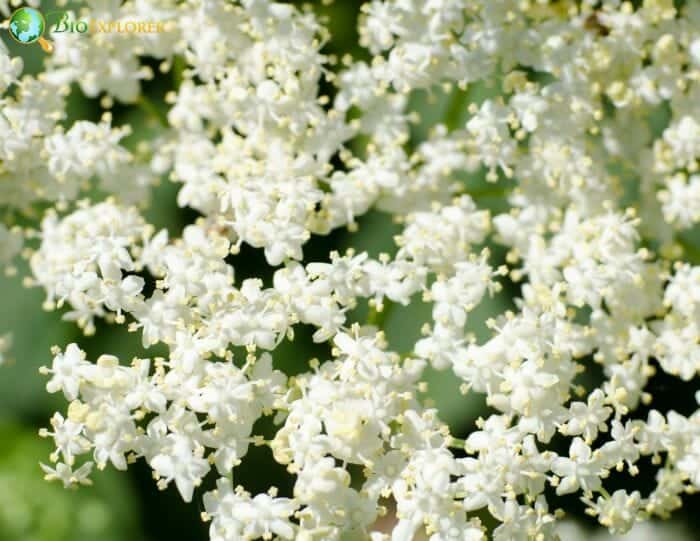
0, 423, 146, 541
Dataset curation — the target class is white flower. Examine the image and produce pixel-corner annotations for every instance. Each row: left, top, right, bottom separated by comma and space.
560, 390, 612, 444
31, 202, 150, 333
150, 434, 210, 502
204, 480, 298, 541
658, 174, 700, 228
551, 438, 605, 495
395, 196, 490, 273
20, 1, 700, 539
585, 490, 642, 535
42, 344, 89, 401
40, 461, 94, 488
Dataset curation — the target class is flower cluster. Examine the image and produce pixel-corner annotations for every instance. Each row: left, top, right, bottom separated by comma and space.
0, 0, 694, 539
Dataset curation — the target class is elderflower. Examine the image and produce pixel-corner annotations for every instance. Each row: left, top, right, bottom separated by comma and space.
0, 0, 691, 540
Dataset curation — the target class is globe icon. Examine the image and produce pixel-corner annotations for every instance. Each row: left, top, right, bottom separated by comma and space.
8, 7, 45, 45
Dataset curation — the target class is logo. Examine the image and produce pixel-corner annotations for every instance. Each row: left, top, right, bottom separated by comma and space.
50, 12, 89, 34
4, 7, 173, 53
8, 7, 53, 52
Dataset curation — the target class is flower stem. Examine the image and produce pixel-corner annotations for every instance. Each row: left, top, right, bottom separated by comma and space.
448, 437, 466, 448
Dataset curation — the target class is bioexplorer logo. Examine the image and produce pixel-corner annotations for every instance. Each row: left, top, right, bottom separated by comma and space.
7, 7, 53, 52
4, 6, 173, 53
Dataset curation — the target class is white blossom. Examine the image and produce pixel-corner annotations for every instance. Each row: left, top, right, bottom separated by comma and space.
11, 0, 700, 539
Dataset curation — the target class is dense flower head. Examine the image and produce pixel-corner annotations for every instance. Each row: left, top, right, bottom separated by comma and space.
0, 0, 697, 539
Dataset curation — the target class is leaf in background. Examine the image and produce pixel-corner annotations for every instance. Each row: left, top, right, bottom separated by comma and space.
0, 423, 148, 541
0, 261, 78, 417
